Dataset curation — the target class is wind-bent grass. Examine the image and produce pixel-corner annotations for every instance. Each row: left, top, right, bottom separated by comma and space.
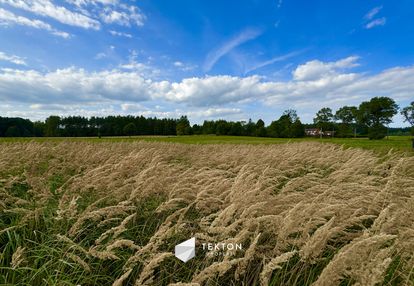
0, 141, 413, 285
0, 135, 412, 154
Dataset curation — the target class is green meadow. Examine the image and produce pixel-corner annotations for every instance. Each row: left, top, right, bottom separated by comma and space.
0, 135, 412, 154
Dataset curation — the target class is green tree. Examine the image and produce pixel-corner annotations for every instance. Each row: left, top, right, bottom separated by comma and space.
243, 119, 256, 136
255, 119, 267, 137
202, 120, 215, 134
215, 120, 230, 135
0, 117, 34, 137
33, 121, 45, 137
5, 126, 21, 137
335, 106, 358, 137
314, 107, 334, 134
368, 124, 388, 140
123, 122, 136, 137
192, 124, 203, 135
358, 97, 399, 140
283, 109, 299, 122
176, 116, 191, 136
45, 116, 60, 137
401, 101, 414, 135
335, 106, 357, 124
291, 118, 305, 138
228, 122, 242, 136
268, 110, 304, 138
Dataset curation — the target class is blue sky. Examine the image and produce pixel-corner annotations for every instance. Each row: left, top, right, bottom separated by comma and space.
0, 0, 413, 126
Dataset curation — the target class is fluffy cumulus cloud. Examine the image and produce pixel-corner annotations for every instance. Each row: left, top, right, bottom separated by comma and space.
0, 57, 413, 123
293, 56, 359, 81
164, 76, 264, 106
0, 68, 154, 104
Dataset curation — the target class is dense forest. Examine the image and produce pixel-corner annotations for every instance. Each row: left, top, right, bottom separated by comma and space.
1, 97, 413, 139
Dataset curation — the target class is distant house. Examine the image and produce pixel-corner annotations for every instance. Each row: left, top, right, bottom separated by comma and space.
305, 128, 335, 137
305, 128, 320, 137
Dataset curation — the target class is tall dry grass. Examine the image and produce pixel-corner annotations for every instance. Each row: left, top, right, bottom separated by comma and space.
0, 141, 413, 285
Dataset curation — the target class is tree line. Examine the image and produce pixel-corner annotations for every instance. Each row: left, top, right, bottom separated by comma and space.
312, 97, 413, 139
0, 97, 413, 139
178, 97, 413, 139
0, 116, 177, 137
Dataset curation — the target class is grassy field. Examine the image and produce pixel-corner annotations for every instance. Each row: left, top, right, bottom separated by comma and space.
0, 141, 413, 285
0, 135, 413, 154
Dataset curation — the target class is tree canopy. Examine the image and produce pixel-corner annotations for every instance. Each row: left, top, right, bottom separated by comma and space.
401, 101, 414, 136
401, 101, 414, 126
0, 96, 410, 140
358, 97, 399, 139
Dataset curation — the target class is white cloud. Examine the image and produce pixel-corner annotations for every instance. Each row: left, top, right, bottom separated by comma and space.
94, 52, 107, 59
364, 6, 382, 20
100, 5, 145, 27
173, 61, 197, 71
109, 30, 132, 38
365, 17, 386, 29
174, 61, 184, 67
0, 0, 101, 29
0, 8, 70, 38
164, 76, 263, 106
120, 62, 149, 71
187, 108, 242, 118
120, 103, 145, 111
119, 61, 160, 77
118, 50, 161, 77
363, 6, 386, 29
119, 105, 243, 121
0, 51, 26, 65
293, 56, 359, 81
203, 28, 262, 72
1, 102, 243, 123
0, 57, 413, 124
67, 0, 119, 8
30, 103, 67, 110
66, 0, 145, 28
0, 68, 154, 103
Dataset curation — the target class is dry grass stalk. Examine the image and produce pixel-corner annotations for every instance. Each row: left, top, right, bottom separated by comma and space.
260, 251, 297, 286
11, 247, 26, 269
313, 234, 396, 286
106, 239, 140, 251
66, 253, 91, 272
89, 246, 120, 260
112, 268, 133, 286
192, 258, 244, 284
1, 141, 412, 285
135, 252, 174, 286
168, 283, 200, 286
